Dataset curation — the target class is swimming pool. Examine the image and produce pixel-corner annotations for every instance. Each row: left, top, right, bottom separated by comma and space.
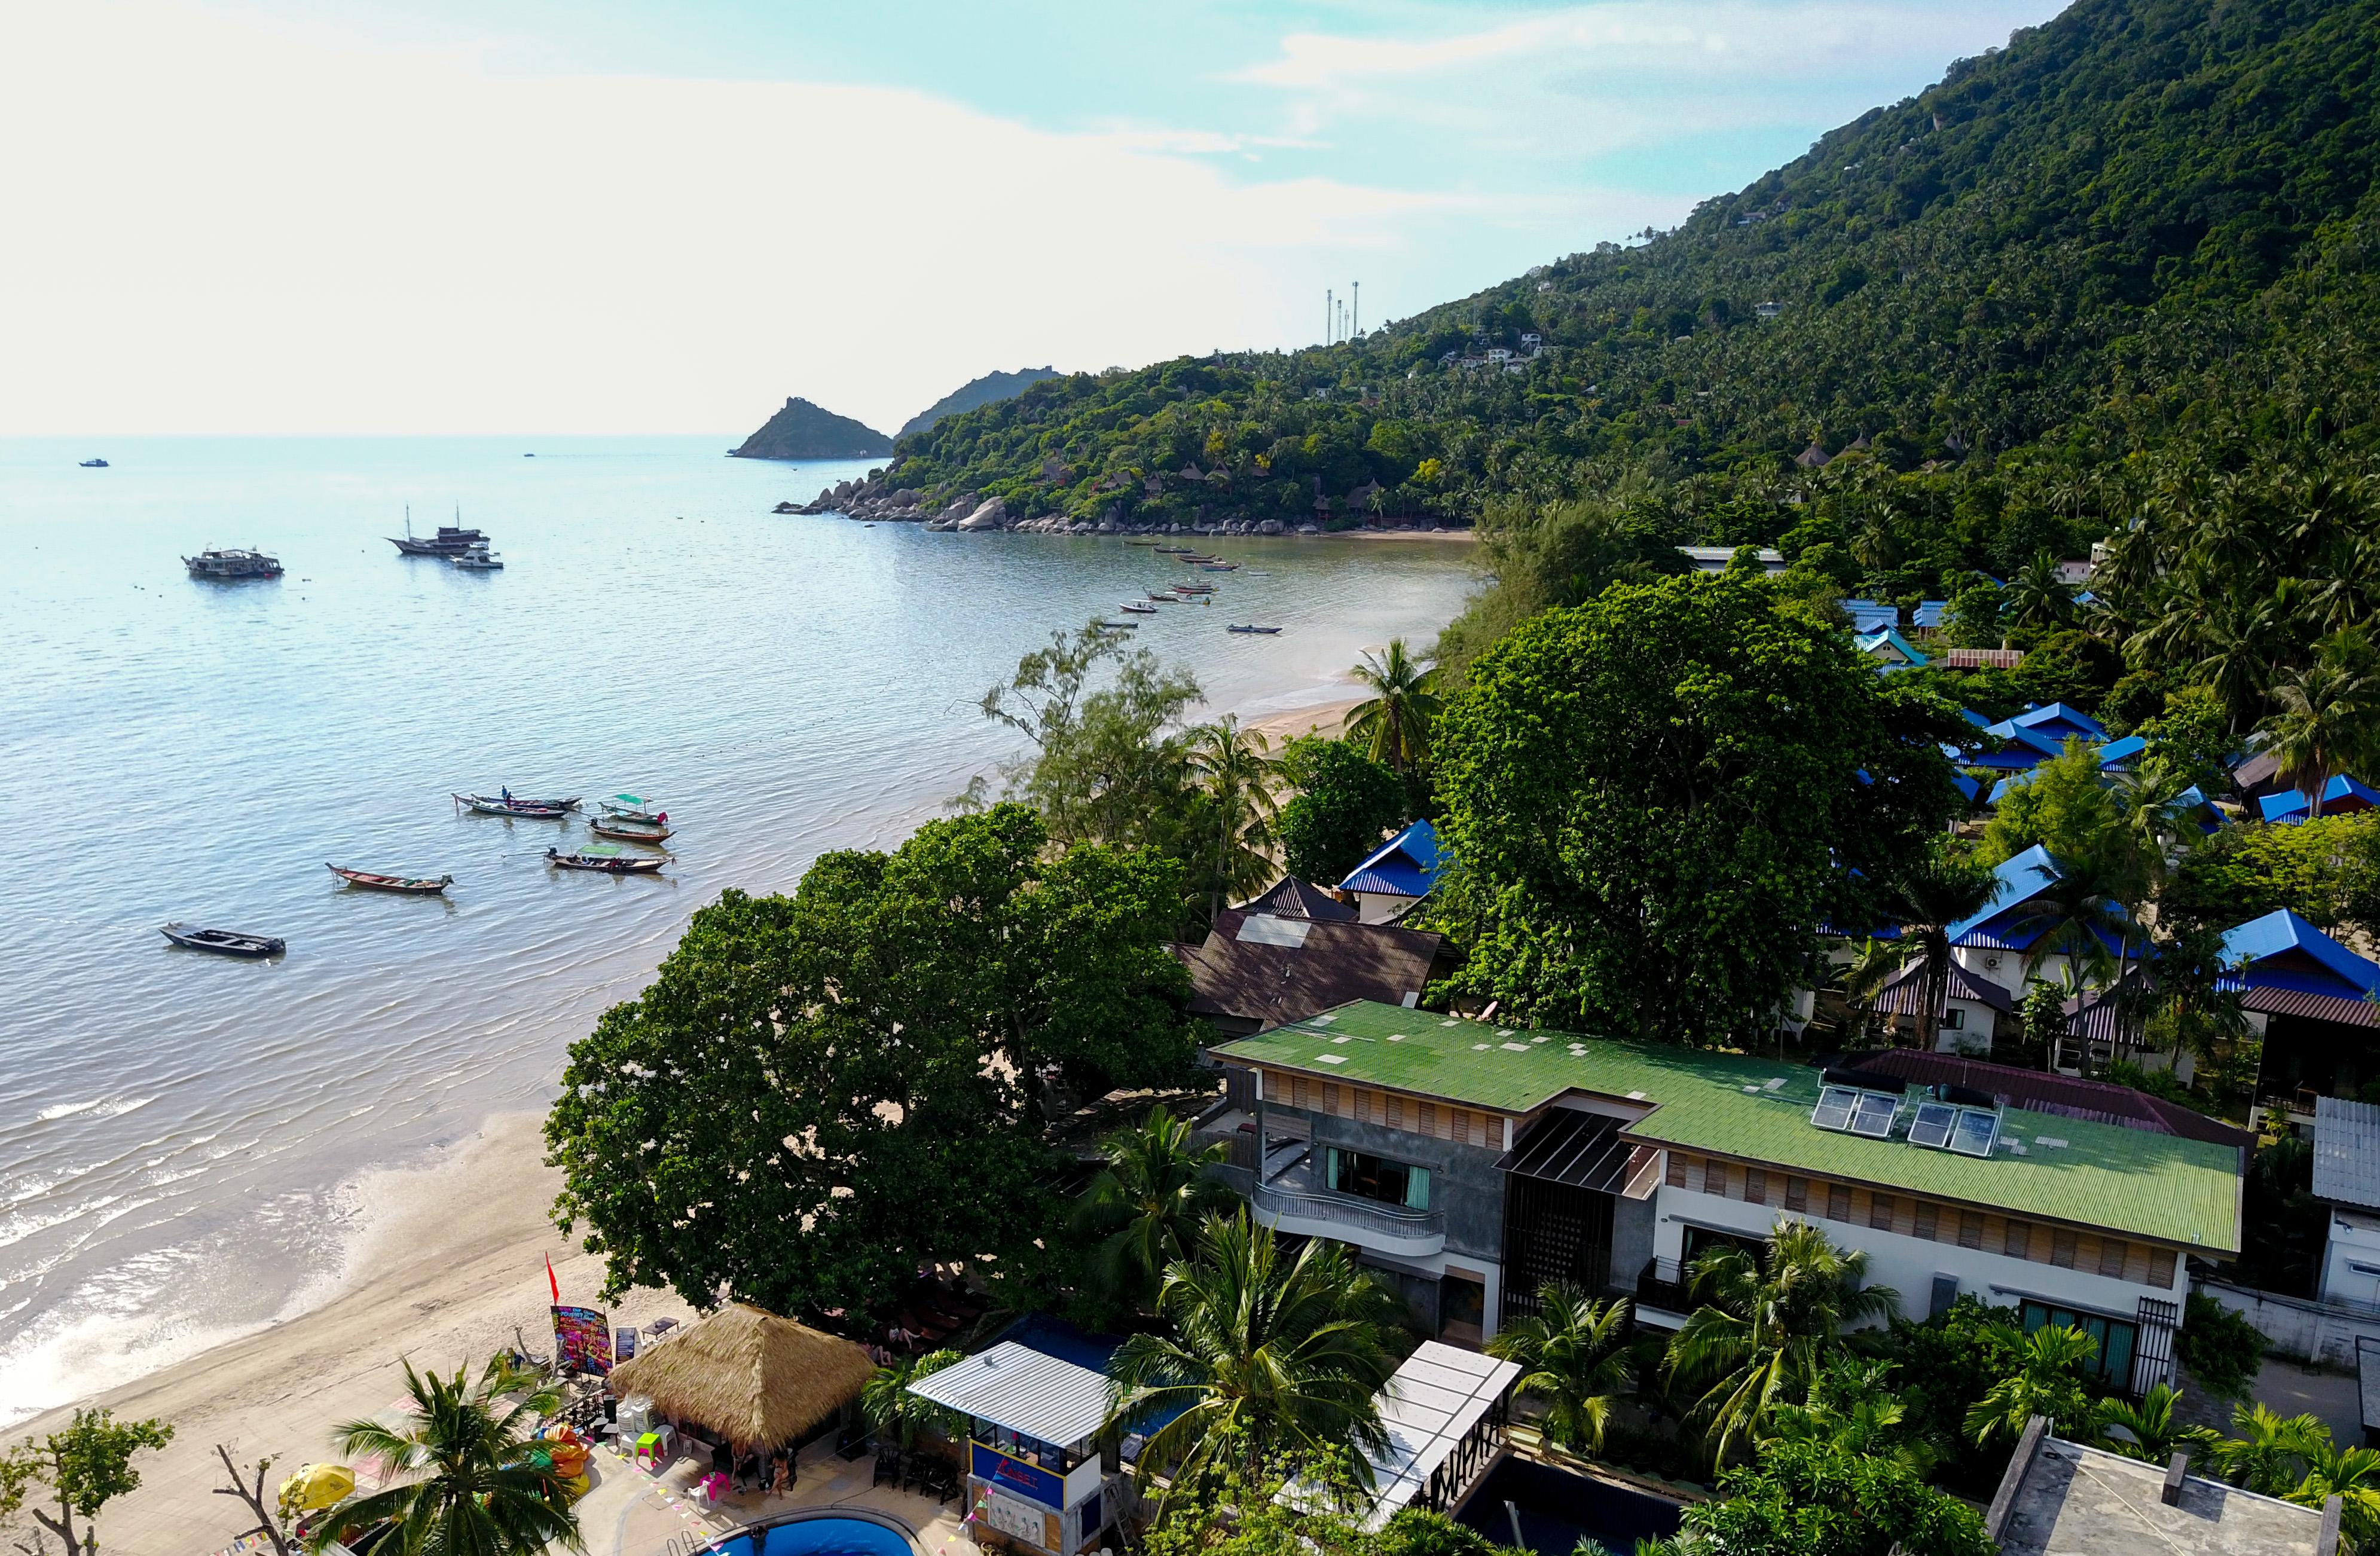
1455, 1458, 1683, 1556
702, 1513, 918, 1556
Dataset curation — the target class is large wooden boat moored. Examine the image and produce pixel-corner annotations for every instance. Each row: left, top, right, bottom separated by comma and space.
453, 792, 573, 818
327, 864, 454, 894
160, 923, 285, 957
588, 818, 673, 845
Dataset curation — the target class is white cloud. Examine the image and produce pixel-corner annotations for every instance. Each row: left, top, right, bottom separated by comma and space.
0, 2, 1455, 434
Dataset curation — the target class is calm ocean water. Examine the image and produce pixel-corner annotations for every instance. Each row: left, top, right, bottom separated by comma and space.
0, 435, 1476, 1424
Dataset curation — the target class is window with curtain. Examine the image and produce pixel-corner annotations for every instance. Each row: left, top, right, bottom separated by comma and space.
1325, 1147, 1431, 1210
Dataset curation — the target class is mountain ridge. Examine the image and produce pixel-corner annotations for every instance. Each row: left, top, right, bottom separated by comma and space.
897, 367, 1061, 439
731, 397, 893, 461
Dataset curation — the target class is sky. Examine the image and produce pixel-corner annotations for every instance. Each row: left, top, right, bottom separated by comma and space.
0, 0, 2068, 436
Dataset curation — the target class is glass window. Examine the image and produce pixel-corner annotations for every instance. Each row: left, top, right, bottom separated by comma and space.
2020, 1300, 2138, 1387
1328, 1148, 1430, 1210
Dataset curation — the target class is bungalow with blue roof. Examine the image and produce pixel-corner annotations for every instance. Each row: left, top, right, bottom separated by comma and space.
2223, 909, 2380, 1110
1987, 703, 2109, 746
1948, 845, 2139, 1059
1854, 627, 1929, 670
2260, 774, 2380, 825
1911, 600, 1948, 632
1841, 598, 1901, 633
1337, 818, 1441, 925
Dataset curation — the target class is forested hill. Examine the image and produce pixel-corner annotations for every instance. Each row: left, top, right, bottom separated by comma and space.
882, 0, 2380, 571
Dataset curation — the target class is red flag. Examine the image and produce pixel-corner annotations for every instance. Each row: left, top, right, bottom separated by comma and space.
546, 1253, 560, 1304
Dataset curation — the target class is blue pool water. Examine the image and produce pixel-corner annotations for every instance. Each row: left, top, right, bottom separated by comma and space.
710, 1515, 915, 1556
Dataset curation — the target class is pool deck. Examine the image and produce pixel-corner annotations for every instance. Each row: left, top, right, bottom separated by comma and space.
575, 1432, 980, 1556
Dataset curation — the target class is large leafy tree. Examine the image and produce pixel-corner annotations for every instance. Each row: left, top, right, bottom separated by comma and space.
1666, 1221, 1899, 1466
1648, 1436, 1993, 1556
545, 804, 1201, 1317
1107, 1213, 1403, 1518
977, 624, 1202, 853
1275, 737, 1406, 888
1074, 1105, 1236, 1315
316, 1359, 578, 1556
1430, 575, 1962, 1043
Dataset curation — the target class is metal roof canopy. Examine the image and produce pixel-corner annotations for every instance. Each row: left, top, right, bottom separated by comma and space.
2315, 1096, 2380, 1210
906, 1341, 1113, 1448
1359, 1341, 1521, 1531
1497, 1109, 1632, 1191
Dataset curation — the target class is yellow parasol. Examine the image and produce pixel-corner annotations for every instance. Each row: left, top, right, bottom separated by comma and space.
279, 1464, 356, 1512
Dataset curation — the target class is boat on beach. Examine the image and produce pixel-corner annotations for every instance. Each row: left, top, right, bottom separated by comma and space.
160, 923, 285, 957
183, 548, 283, 580
589, 818, 673, 844
547, 845, 667, 875
1226, 624, 1283, 634
453, 792, 574, 818
328, 864, 454, 894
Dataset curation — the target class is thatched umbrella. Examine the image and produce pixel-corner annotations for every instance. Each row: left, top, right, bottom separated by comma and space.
607, 1303, 876, 1450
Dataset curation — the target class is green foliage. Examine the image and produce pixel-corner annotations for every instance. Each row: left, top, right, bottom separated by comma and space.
1184, 716, 1282, 920
1664, 1221, 1900, 1466
0, 1409, 175, 1556
2177, 1292, 2266, 1401
2134, 684, 2237, 799
1134, 1466, 1524, 1556
1429, 575, 1962, 1044
861, 1349, 967, 1451
1073, 1105, 1235, 1316
1275, 737, 1406, 886
1875, 1297, 2026, 1497
1345, 641, 1443, 772
2012, 629, 2122, 714
316, 1358, 578, 1556
543, 805, 1200, 1319
2236, 1135, 2327, 1298
1107, 1213, 1404, 1519
1762, 1358, 1939, 1477
1979, 741, 2119, 867
1487, 1286, 1635, 1455
1662, 1436, 1992, 1556
1963, 1325, 2097, 1447
2088, 1383, 2195, 1462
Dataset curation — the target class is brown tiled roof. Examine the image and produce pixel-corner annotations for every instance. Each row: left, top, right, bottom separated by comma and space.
1175, 909, 1444, 1031
1943, 647, 2026, 670
2245, 986, 2378, 1028
1239, 876, 1359, 921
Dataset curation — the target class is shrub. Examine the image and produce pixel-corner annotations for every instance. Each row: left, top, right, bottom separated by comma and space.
2177, 1292, 2265, 1401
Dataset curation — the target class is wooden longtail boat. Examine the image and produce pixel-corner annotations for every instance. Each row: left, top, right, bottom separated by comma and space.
327, 864, 454, 894
546, 846, 667, 875
588, 820, 673, 844
160, 923, 285, 957
453, 793, 572, 818
1226, 624, 1283, 634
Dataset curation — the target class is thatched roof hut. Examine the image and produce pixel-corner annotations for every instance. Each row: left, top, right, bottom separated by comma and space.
606, 1303, 875, 1448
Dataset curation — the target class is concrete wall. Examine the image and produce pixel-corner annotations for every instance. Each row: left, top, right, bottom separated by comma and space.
1291, 1107, 1510, 1268
1609, 1192, 1658, 1297
2200, 1276, 2380, 1368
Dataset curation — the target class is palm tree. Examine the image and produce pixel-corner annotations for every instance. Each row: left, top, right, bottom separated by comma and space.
1880, 844, 1997, 1048
1105, 1212, 1401, 1516
2008, 847, 2137, 995
1965, 1325, 2096, 1447
1073, 1105, 1235, 1313
2203, 1404, 2327, 1496
861, 1349, 966, 1454
1832, 937, 1905, 1046
1664, 1220, 1898, 1466
1487, 1285, 1633, 1455
1345, 640, 1441, 772
1183, 716, 1280, 921
2009, 549, 2076, 630
2289, 1438, 2380, 1551
2260, 637, 2379, 817
2090, 1382, 2195, 1462
315, 1356, 581, 1556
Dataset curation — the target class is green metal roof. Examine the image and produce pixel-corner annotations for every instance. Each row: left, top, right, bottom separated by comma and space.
1213, 1001, 2241, 1254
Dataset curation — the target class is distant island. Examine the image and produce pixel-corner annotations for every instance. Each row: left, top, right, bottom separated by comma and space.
897, 366, 1060, 438
730, 398, 893, 460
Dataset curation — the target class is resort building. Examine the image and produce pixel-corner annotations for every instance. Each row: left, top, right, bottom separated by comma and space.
2313, 1096, 2380, 1310
1172, 878, 1450, 1037
1675, 545, 1786, 574
1205, 1001, 2243, 1395
906, 1336, 1128, 1556
1987, 1417, 2339, 1555
1336, 820, 1441, 924
1853, 626, 1929, 669
2228, 910, 2380, 1108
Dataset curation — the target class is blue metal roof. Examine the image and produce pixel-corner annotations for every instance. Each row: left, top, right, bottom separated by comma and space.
2221, 909, 2380, 999
2260, 774, 2380, 824
2095, 734, 2146, 768
1912, 601, 1947, 629
1985, 702, 2108, 744
1339, 818, 1440, 899
1854, 628, 1929, 668
1841, 598, 1900, 632
1949, 843, 2063, 945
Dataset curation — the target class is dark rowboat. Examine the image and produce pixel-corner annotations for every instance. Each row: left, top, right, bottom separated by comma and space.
1226, 624, 1283, 634
588, 820, 673, 844
161, 923, 285, 957
547, 847, 667, 875
453, 793, 573, 818
328, 864, 454, 894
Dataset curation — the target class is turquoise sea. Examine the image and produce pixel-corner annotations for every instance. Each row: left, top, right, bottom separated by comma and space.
0, 435, 1477, 1424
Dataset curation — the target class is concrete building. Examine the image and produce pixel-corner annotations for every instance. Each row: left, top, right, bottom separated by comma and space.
1987, 1418, 2338, 1555
2315, 1097, 2380, 1310
1205, 1001, 2241, 1393
1676, 545, 1787, 574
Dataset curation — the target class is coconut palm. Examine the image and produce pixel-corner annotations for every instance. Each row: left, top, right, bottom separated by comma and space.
314, 1356, 581, 1556
1880, 843, 1997, 1048
2008, 848, 2137, 993
2204, 1404, 2329, 1496
2090, 1382, 2195, 1462
2009, 549, 2076, 629
1184, 716, 1279, 921
1965, 1325, 2096, 1447
1105, 1212, 1401, 1516
1487, 1285, 1634, 1454
1345, 640, 1441, 772
1073, 1105, 1235, 1313
1664, 1220, 1898, 1465
1832, 937, 1905, 1045
2260, 635, 2380, 816
861, 1349, 966, 1453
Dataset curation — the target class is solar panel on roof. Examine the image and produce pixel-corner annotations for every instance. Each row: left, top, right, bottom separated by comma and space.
1811, 1086, 1858, 1132
1850, 1092, 1899, 1138
1908, 1101, 1957, 1150
1950, 1108, 2000, 1157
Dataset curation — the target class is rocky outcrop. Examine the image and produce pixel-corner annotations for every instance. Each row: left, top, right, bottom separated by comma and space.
731, 398, 894, 460
781, 470, 1447, 540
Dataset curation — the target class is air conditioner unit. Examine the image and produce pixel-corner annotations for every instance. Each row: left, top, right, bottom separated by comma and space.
1984, 953, 2002, 971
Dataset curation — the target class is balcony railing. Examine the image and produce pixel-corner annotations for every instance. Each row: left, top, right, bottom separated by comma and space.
1636, 1257, 1690, 1316
1251, 1179, 1445, 1249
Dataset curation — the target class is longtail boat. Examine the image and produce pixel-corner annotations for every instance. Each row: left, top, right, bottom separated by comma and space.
598, 793, 664, 821
1119, 602, 1158, 615
1226, 624, 1282, 634
453, 793, 572, 818
589, 819, 673, 844
328, 864, 454, 894
546, 846, 667, 875
161, 923, 285, 957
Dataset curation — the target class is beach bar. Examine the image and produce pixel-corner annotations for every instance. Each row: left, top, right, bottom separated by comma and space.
905, 1341, 1123, 1556
606, 1303, 874, 1468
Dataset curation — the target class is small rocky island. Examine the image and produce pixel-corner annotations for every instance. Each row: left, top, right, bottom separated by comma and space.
729, 397, 893, 460
780, 470, 1338, 537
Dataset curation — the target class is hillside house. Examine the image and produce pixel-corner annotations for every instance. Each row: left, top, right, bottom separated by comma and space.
1172, 878, 1452, 1037
2225, 910, 2380, 1109
1337, 820, 1441, 924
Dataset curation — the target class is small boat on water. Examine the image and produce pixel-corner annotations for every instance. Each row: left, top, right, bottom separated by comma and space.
184, 547, 283, 580
454, 792, 574, 818
600, 793, 664, 821
1202, 564, 1238, 572
1172, 583, 1217, 595
1226, 624, 1284, 635
548, 845, 667, 875
1153, 545, 1189, 554
80, 457, 108, 468
450, 543, 503, 570
1090, 619, 1140, 631
589, 818, 673, 844
1119, 601, 1159, 615
328, 864, 454, 894
161, 922, 285, 957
